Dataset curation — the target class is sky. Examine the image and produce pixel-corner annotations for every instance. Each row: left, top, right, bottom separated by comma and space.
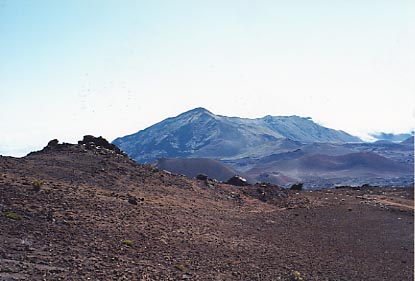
1, 0, 414, 156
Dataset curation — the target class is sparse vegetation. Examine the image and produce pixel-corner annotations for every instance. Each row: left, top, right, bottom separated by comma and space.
31, 180, 44, 191
176, 264, 185, 271
122, 239, 134, 246
284, 270, 304, 281
278, 271, 304, 281
4, 212, 22, 220
292, 271, 303, 280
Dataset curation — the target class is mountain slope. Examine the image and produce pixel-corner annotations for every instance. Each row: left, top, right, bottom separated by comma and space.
113, 107, 361, 163
246, 150, 413, 188
401, 136, 414, 145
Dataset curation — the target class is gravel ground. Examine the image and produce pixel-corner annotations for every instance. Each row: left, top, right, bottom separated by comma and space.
0, 143, 413, 280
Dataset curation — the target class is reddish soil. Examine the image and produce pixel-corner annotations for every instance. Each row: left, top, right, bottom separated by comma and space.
0, 142, 413, 280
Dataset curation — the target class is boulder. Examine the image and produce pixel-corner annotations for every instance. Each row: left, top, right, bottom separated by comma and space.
290, 183, 303, 191
128, 197, 138, 205
226, 175, 248, 186
196, 174, 208, 181
47, 139, 59, 147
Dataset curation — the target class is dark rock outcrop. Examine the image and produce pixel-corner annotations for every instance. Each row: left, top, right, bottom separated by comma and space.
226, 175, 248, 186
290, 183, 303, 191
79, 135, 124, 155
47, 139, 59, 147
196, 174, 208, 181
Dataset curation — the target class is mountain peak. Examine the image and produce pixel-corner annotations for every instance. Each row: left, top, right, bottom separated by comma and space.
172, 107, 215, 122
182, 107, 213, 116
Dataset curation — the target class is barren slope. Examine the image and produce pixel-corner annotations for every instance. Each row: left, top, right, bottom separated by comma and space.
0, 140, 413, 280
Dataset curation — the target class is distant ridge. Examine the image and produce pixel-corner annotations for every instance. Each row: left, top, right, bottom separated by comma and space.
370, 132, 414, 143
113, 107, 361, 163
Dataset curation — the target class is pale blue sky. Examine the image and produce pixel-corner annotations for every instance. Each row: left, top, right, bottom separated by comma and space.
1, 0, 414, 156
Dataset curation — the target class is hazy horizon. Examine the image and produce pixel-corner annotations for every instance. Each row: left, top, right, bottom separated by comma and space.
1, 1, 414, 156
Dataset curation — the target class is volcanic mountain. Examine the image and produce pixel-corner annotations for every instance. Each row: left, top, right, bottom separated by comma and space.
113, 108, 413, 188
1, 136, 413, 280
113, 107, 361, 163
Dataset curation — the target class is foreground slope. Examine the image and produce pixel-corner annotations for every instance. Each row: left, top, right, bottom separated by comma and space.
0, 139, 413, 280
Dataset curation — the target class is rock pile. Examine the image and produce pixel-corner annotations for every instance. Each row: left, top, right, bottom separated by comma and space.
78, 135, 124, 155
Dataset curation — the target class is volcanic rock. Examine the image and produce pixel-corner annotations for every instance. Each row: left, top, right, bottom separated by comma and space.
226, 175, 248, 186
78, 135, 124, 155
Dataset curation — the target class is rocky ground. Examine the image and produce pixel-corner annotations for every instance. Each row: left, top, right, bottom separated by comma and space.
0, 139, 413, 280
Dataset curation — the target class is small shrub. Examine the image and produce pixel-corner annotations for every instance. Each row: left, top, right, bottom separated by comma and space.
176, 264, 185, 271
122, 239, 134, 246
286, 270, 304, 281
31, 180, 44, 191
4, 212, 22, 220
279, 271, 304, 281
292, 271, 303, 280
